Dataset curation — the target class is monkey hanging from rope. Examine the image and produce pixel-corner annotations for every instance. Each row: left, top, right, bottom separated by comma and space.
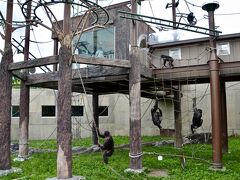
160, 54, 174, 68
191, 98, 203, 134
151, 98, 163, 130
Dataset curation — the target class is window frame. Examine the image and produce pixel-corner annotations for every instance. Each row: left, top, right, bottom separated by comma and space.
71, 106, 84, 117
12, 105, 20, 118
41, 105, 56, 117
98, 106, 109, 117
217, 42, 230, 56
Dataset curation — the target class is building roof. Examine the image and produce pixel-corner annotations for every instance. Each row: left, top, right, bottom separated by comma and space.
149, 33, 240, 50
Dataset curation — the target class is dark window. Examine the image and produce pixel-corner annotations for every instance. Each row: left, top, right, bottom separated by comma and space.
12, 106, 20, 117
72, 106, 84, 116
42, 106, 56, 117
99, 106, 108, 116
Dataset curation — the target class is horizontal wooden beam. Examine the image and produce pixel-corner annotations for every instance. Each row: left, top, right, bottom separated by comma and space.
26, 66, 129, 85
12, 71, 27, 81
153, 61, 240, 84
73, 55, 131, 68
8, 55, 59, 71
26, 71, 59, 85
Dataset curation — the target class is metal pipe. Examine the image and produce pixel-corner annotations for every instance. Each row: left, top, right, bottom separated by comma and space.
221, 81, 228, 153
202, 2, 222, 169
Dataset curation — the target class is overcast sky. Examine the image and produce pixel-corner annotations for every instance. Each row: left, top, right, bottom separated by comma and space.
0, 0, 239, 62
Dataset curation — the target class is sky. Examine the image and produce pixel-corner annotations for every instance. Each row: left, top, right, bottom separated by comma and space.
0, 0, 240, 63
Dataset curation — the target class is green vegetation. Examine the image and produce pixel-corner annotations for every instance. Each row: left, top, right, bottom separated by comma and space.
3, 136, 240, 180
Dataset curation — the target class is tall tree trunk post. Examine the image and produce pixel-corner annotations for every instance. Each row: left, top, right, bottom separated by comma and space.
174, 86, 183, 148
53, 38, 58, 71
57, 4, 73, 178
0, 0, 13, 170
19, 0, 31, 158
92, 93, 99, 145
128, 0, 142, 171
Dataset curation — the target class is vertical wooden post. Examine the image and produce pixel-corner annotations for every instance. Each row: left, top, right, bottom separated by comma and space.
53, 38, 58, 71
19, 0, 31, 158
221, 81, 228, 153
57, 4, 73, 178
92, 93, 99, 145
129, 0, 142, 170
171, 0, 183, 148
0, 0, 13, 170
174, 86, 183, 148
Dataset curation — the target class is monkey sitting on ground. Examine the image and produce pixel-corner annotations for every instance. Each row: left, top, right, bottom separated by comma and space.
191, 108, 203, 134
160, 54, 174, 68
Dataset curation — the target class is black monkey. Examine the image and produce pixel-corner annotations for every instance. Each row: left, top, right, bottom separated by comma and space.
160, 54, 174, 68
151, 99, 163, 129
191, 108, 203, 134
98, 130, 114, 164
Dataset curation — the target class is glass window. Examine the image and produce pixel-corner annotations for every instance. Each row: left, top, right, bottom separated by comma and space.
217, 42, 230, 55
72, 106, 84, 116
98, 106, 108, 116
42, 106, 56, 117
72, 27, 115, 60
169, 48, 181, 60
12, 106, 20, 117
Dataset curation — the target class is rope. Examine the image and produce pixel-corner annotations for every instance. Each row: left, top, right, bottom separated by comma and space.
129, 152, 143, 158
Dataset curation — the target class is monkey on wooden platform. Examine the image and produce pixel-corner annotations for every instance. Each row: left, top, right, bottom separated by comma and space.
160, 54, 174, 68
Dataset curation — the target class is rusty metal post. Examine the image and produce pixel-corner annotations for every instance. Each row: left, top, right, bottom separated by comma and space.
202, 2, 223, 169
128, 0, 142, 171
53, 38, 58, 71
19, 0, 31, 158
57, 3, 73, 178
92, 93, 99, 145
220, 81, 228, 153
0, 0, 13, 170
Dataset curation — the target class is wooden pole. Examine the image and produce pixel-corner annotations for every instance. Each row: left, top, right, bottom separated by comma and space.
19, 0, 31, 158
92, 93, 99, 145
129, 0, 142, 170
174, 86, 183, 148
53, 38, 58, 71
172, 0, 183, 148
57, 4, 73, 178
0, 0, 13, 170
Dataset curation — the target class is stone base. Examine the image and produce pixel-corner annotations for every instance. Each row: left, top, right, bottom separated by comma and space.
13, 155, 30, 162
0, 167, 22, 177
46, 176, 85, 180
124, 167, 146, 174
209, 166, 226, 172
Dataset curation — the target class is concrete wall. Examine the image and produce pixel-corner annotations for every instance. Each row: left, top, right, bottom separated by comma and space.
11, 89, 168, 140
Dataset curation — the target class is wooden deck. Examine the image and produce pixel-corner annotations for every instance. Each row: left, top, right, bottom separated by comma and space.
9, 54, 240, 98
